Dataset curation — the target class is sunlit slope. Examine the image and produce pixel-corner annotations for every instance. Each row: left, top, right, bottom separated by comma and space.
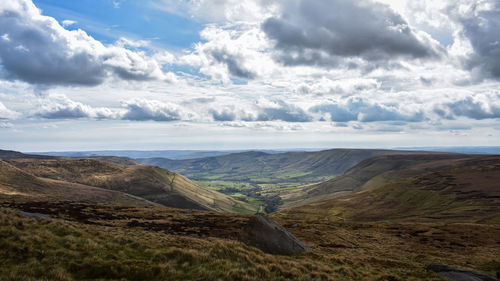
281, 154, 464, 208
0, 160, 153, 205
279, 155, 500, 222
7, 158, 257, 213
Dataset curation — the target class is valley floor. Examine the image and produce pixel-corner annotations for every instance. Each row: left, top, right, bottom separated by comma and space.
1, 199, 499, 281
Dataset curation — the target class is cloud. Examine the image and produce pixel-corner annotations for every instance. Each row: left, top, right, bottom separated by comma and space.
0, 121, 13, 128
434, 94, 500, 120
190, 97, 313, 122
0, 101, 19, 119
61, 20, 77, 27
294, 77, 380, 96
218, 120, 304, 131
155, 0, 278, 23
209, 49, 257, 79
262, 0, 443, 67
209, 107, 237, 121
310, 97, 424, 122
448, 1, 500, 80
0, 0, 173, 86
120, 98, 193, 122
180, 24, 271, 82
34, 95, 117, 119
253, 98, 313, 122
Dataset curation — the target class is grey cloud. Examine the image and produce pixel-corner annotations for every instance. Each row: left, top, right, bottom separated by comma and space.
183, 97, 217, 105
34, 96, 116, 119
209, 108, 236, 121
451, 2, 500, 80
121, 99, 184, 121
262, 0, 442, 67
256, 100, 313, 122
207, 99, 313, 122
209, 49, 257, 79
37, 106, 90, 119
34, 97, 188, 121
0, 0, 167, 86
310, 104, 357, 122
311, 98, 424, 123
434, 96, 500, 120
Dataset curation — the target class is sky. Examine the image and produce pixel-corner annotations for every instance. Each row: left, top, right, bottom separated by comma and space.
0, 0, 499, 151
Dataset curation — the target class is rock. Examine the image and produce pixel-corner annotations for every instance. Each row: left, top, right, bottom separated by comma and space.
16, 210, 52, 221
426, 264, 499, 281
239, 214, 310, 255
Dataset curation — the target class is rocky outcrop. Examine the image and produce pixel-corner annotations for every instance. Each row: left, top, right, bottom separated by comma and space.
426, 264, 499, 281
239, 214, 310, 255
16, 210, 52, 221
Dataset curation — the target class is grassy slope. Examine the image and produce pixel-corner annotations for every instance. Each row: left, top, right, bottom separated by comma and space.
281, 154, 466, 209
0, 160, 153, 206
84, 156, 141, 166
6, 158, 257, 213
279, 155, 500, 223
1, 202, 499, 281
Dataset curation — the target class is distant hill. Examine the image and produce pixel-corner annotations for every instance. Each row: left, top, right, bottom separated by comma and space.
32, 150, 248, 160
138, 149, 448, 184
397, 146, 500, 155
0, 149, 56, 160
0, 148, 141, 168
84, 156, 140, 166
279, 154, 500, 222
30, 149, 316, 160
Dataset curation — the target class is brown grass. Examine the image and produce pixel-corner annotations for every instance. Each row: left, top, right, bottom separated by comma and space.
1, 199, 499, 280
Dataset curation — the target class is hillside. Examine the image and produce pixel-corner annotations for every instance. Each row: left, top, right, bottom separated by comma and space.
281, 153, 467, 208
279, 155, 500, 222
6, 158, 257, 213
0, 160, 153, 205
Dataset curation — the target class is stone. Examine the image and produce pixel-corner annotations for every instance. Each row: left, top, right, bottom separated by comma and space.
239, 214, 310, 255
16, 210, 52, 221
426, 264, 499, 281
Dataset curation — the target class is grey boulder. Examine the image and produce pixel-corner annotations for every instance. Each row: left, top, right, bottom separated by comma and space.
426, 264, 499, 281
239, 214, 310, 255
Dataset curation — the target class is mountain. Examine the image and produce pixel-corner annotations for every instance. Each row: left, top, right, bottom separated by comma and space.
138, 149, 438, 184
0, 150, 257, 213
32, 150, 248, 160
31, 149, 318, 160
279, 154, 500, 222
